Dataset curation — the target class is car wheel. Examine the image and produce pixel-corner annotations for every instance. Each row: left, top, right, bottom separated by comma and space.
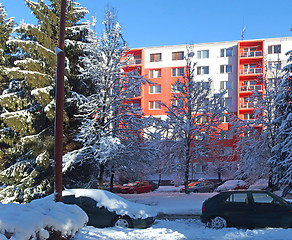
193, 190, 198, 193
207, 216, 227, 229
134, 190, 138, 194
112, 216, 133, 228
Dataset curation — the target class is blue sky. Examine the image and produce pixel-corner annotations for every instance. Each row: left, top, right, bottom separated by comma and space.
1, 0, 291, 48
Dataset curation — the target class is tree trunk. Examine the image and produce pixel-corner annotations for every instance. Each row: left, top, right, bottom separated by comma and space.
218, 170, 222, 182
184, 157, 190, 194
98, 163, 105, 189
110, 171, 114, 192
158, 173, 162, 188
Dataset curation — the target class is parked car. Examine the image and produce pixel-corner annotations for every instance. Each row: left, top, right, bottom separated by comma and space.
201, 190, 292, 229
120, 181, 154, 194
191, 181, 215, 193
180, 181, 199, 192
180, 181, 214, 193
215, 180, 247, 192
62, 189, 156, 228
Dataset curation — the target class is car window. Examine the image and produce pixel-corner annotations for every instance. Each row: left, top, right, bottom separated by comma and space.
252, 193, 276, 204
80, 196, 98, 208
225, 193, 248, 203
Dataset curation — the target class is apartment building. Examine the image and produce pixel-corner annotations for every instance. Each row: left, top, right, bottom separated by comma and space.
124, 37, 292, 179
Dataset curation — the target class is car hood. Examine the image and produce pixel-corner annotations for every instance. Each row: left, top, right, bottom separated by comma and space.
63, 189, 157, 220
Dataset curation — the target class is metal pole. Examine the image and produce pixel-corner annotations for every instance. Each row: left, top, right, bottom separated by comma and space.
54, 0, 67, 202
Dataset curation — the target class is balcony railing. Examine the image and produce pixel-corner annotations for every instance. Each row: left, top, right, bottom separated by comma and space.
240, 102, 255, 109
240, 68, 262, 75
240, 85, 262, 92
127, 59, 142, 65
240, 51, 263, 58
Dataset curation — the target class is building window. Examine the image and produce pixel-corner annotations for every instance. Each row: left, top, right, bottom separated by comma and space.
220, 65, 233, 73
150, 53, 162, 62
220, 81, 233, 90
172, 51, 184, 60
220, 115, 230, 123
171, 99, 179, 106
149, 69, 161, 78
149, 85, 161, 94
243, 113, 255, 120
172, 67, 184, 77
268, 61, 281, 70
197, 50, 209, 59
197, 66, 209, 75
198, 115, 208, 124
171, 84, 180, 93
220, 48, 233, 57
268, 45, 281, 54
149, 101, 161, 110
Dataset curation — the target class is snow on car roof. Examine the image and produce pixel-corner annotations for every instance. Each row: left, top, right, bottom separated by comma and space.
216, 180, 247, 191
63, 189, 157, 219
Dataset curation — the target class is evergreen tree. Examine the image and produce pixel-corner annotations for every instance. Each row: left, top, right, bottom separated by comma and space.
0, 0, 88, 203
62, 8, 151, 189
0, 3, 14, 85
269, 50, 292, 192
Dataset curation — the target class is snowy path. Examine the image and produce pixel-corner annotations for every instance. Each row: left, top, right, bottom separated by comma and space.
74, 219, 292, 240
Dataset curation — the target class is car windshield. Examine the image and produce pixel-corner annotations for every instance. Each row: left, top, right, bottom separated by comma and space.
126, 183, 137, 187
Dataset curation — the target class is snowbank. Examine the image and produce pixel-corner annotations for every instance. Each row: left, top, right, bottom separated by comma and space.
0, 195, 88, 240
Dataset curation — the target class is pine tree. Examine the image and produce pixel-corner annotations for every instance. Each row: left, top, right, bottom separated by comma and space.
269, 50, 292, 192
0, 3, 14, 85
0, 0, 88, 203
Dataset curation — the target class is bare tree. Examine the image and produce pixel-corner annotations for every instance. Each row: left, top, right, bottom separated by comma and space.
161, 46, 226, 193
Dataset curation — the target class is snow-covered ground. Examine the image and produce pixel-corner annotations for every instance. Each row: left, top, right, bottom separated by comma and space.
1, 186, 292, 240
74, 186, 292, 240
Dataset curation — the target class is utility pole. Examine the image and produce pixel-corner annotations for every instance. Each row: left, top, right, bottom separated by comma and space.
54, 0, 67, 202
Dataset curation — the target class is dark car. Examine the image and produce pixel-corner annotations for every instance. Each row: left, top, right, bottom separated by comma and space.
62, 189, 156, 228
120, 181, 154, 194
201, 190, 292, 229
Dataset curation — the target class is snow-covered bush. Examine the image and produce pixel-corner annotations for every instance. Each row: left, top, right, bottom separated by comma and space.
0, 195, 88, 239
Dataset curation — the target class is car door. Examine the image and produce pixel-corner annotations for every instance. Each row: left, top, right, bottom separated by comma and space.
221, 192, 252, 227
77, 196, 115, 227
250, 192, 292, 228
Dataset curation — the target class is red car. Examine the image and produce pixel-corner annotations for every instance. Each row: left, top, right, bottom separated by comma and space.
120, 181, 154, 194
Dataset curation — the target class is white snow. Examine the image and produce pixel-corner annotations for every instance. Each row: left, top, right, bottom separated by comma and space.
1, 187, 292, 240
63, 189, 157, 219
0, 194, 88, 239
215, 180, 247, 192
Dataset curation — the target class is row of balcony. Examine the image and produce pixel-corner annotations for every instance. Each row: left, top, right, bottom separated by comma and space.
240, 68, 262, 75
240, 85, 262, 92
240, 51, 263, 58
240, 102, 255, 109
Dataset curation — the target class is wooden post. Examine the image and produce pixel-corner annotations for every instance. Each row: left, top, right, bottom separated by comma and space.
54, 0, 67, 202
